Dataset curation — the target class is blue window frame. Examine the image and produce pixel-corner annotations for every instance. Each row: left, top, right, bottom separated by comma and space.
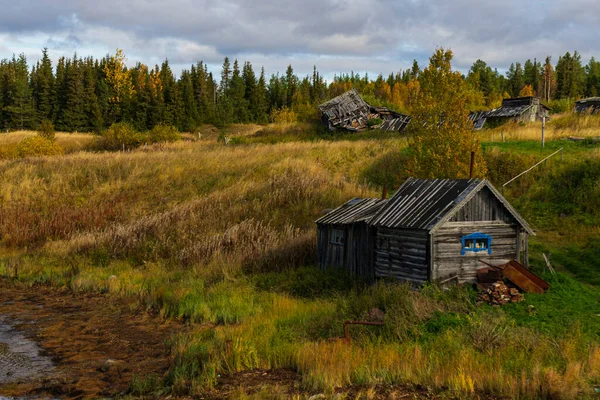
461, 232, 492, 255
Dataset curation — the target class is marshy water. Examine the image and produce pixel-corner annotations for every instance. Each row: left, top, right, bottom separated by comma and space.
0, 315, 54, 387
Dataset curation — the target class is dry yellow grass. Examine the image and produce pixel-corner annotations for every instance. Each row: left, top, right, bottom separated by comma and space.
0, 130, 95, 157
482, 113, 600, 142
1, 122, 600, 399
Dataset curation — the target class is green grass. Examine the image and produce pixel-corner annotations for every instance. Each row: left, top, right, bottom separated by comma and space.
2, 119, 600, 398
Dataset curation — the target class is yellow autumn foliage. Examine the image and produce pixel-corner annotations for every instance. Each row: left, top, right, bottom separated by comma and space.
407, 48, 487, 179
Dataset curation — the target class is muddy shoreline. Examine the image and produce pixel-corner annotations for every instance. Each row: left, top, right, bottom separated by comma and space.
0, 280, 183, 399
0, 280, 444, 400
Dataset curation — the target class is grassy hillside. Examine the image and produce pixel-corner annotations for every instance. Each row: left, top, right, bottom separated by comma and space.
1, 117, 600, 398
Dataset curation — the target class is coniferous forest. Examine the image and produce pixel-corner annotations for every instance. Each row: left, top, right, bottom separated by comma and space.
1, 48, 600, 132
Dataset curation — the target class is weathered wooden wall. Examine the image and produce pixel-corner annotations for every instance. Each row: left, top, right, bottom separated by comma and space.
318, 223, 374, 280
317, 224, 345, 270
450, 187, 516, 223
432, 221, 518, 283
374, 227, 429, 284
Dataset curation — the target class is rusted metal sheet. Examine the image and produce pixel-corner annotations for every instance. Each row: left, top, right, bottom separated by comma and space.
501, 260, 549, 294
478, 259, 549, 294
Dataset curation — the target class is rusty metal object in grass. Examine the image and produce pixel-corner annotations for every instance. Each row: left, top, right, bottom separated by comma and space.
501, 260, 549, 294
478, 259, 550, 294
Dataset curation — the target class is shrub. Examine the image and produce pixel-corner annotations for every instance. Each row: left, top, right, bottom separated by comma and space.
293, 103, 320, 123
367, 117, 383, 127
148, 124, 180, 144
269, 107, 298, 124
99, 122, 145, 150
360, 151, 410, 190
547, 98, 575, 114
15, 136, 63, 158
538, 158, 600, 214
483, 147, 535, 187
38, 120, 56, 141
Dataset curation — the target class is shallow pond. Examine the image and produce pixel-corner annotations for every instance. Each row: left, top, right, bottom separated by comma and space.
0, 315, 54, 386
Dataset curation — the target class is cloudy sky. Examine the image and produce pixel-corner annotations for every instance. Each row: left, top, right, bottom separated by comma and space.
1, 0, 599, 80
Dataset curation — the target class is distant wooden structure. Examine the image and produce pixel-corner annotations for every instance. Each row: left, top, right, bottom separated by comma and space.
575, 97, 600, 114
318, 89, 411, 132
317, 178, 535, 284
470, 97, 551, 129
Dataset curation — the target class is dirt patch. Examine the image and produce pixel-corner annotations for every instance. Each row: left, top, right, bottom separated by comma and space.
209, 368, 303, 399
0, 280, 183, 399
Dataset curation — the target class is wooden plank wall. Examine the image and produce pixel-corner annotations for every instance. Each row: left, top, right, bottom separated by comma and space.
450, 187, 516, 223
317, 225, 345, 270
318, 223, 374, 281
374, 227, 429, 284
432, 221, 518, 283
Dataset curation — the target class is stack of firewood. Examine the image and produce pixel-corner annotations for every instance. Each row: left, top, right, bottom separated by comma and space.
477, 281, 525, 306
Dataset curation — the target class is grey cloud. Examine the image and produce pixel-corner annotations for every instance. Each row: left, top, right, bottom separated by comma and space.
0, 0, 599, 78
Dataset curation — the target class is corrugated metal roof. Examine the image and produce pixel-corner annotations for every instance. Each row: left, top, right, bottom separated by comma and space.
370, 178, 481, 230
316, 198, 388, 225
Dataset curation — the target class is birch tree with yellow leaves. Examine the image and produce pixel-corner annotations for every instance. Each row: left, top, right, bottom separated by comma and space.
407, 48, 487, 179
103, 49, 135, 122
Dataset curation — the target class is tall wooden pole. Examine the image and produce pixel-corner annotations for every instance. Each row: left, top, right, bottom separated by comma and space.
469, 151, 475, 179
542, 116, 545, 148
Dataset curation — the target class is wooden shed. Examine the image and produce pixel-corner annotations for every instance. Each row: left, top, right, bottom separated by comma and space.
470, 97, 551, 129
317, 179, 535, 284
575, 97, 600, 114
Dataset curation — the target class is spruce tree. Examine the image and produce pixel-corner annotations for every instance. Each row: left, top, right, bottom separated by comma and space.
32, 48, 54, 125
59, 56, 87, 131
585, 57, 600, 97
228, 60, 248, 123
242, 62, 257, 121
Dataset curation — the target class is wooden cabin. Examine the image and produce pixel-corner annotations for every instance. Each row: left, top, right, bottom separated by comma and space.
470, 97, 551, 129
317, 179, 534, 284
575, 97, 600, 114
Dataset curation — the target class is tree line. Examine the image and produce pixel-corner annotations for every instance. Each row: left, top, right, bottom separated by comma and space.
1, 48, 599, 132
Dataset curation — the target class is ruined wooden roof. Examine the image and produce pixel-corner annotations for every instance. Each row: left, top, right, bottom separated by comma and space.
319, 89, 411, 132
575, 97, 600, 113
485, 97, 550, 119
319, 89, 371, 130
576, 97, 600, 103
369, 178, 534, 234
316, 198, 388, 225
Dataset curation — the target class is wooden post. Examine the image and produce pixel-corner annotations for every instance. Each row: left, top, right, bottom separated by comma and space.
382, 186, 388, 200
515, 229, 521, 263
469, 151, 475, 178
542, 116, 545, 148
523, 233, 529, 268
501, 130, 505, 143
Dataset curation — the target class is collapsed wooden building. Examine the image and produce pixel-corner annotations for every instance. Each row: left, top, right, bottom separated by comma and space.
470, 97, 551, 129
319, 89, 411, 132
575, 97, 600, 114
317, 178, 534, 284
